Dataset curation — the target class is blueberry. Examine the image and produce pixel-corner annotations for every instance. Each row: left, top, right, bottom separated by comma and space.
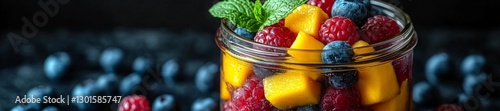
42, 106, 58, 111
27, 85, 54, 110
234, 27, 255, 40
252, 65, 283, 78
72, 80, 98, 111
162, 59, 180, 82
321, 41, 354, 64
425, 52, 454, 84
413, 81, 439, 107
326, 71, 358, 88
119, 73, 142, 96
100, 47, 124, 72
461, 54, 486, 76
10, 105, 36, 111
153, 94, 175, 111
463, 73, 488, 96
191, 97, 216, 111
296, 105, 320, 111
95, 73, 119, 95
331, 0, 370, 26
195, 62, 219, 92
44, 52, 71, 81
133, 56, 152, 74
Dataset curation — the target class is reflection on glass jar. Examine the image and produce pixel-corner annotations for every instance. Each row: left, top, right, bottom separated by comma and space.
215, 0, 417, 110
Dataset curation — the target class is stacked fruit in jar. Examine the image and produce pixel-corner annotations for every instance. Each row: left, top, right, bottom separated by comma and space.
210, 0, 411, 110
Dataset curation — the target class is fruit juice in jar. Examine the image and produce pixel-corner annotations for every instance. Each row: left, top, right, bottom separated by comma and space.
211, 0, 417, 110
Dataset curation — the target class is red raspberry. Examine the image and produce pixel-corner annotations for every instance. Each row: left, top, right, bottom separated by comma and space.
319, 16, 360, 45
322, 87, 364, 111
269, 19, 285, 27
361, 15, 401, 44
119, 95, 151, 111
254, 26, 296, 48
393, 54, 412, 85
435, 104, 463, 111
307, 0, 336, 17
224, 74, 273, 111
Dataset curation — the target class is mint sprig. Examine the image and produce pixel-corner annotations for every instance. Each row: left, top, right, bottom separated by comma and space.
209, 0, 306, 32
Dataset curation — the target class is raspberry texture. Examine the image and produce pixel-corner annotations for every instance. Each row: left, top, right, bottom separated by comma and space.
223, 74, 273, 111
435, 104, 463, 111
319, 16, 360, 45
119, 95, 151, 111
254, 26, 296, 48
322, 87, 364, 111
361, 15, 401, 44
307, 0, 336, 17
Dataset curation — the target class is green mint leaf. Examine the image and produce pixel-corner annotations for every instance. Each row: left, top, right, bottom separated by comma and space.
261, 0, 307, 30
253, 0, 264, 23
209, 0, 261, 32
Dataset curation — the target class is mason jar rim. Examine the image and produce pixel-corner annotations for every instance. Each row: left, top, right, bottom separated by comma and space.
216, 0, 417, 69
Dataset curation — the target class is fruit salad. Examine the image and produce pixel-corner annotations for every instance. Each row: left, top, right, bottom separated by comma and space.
210, 0, 415, 110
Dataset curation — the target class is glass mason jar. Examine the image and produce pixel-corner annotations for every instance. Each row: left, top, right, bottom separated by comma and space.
215, 0, 417, 110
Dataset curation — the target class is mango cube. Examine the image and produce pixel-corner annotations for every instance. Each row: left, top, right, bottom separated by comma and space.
222, 53, 252, 87
372, 79, 410, 111
285, 4, 329, 38
263, 72, 321, 109
220, 79, 231, 100
288, 31, 325, 63
353, 40, 375, 55
353, 41, 400, 105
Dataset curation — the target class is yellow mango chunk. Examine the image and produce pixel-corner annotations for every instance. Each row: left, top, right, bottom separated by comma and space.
354, 41, 400, 106
357, 62, 399, 105
372, 79, 409, 111
353, 40, 375, 55
288, 31, 325, 63
283, 31, 324, 81
263, 72, 321, 109
220, 79, 231, 100
222, 53, 252, 87
285, 4, 328, 38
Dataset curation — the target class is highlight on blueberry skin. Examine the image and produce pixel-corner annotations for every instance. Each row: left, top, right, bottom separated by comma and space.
72, 80, 99, 111
425, 52, 454, 85
463, 73, 488, 96
331, 0, 370, 27
119, 73, 142, 96
26, 85, 55, 110
99, 47, 124, 73
44, 52, 71, 81
234, 27, 256, 40
132, 55, 153, 74
321, 41, 355, 64
162, 59, 180, 82
195, 62, 219, 92
42, 106, 59, 111
412, 81, 440, 107
153, 94, 175, 111
191, 97, 217, 111
461, 54, 486, 76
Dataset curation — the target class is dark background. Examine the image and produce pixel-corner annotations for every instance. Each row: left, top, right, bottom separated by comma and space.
1, 0, 500, 110
1, 0, 500, 31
